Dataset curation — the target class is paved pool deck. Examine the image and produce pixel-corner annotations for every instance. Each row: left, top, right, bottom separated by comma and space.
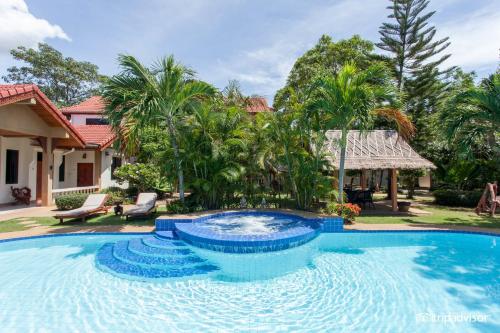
0, 224, 154, 240
1, 219, 498, 241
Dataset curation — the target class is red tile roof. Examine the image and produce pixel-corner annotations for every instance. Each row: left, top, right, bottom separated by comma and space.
0, 84, 85, 147
61, 96, 106, 114
73, 125, 116, 150
246, 97, 273, 113
0, 84, 37, 98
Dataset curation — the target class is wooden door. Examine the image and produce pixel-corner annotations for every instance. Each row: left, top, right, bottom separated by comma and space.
77, 163, 94, 187
36, 152, 43, 203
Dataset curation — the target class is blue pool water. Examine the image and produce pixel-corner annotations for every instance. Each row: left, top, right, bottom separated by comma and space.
0, 232, 498, 332
196, 213, 310, 235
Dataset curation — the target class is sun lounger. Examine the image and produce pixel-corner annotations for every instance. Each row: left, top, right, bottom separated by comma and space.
55, 194, 109, 223
124, 193, 158, 220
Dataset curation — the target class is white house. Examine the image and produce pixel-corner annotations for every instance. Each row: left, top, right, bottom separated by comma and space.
0, 85, 124, 206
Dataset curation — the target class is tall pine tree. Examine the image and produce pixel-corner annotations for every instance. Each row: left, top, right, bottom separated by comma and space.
377, 0, 456, 194
377, 0, 453, 92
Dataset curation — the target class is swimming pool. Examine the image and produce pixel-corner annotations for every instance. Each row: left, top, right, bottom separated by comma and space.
0, 232, 498, 332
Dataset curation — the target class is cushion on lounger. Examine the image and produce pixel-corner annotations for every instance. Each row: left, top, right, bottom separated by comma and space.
125, 193, 157, 215
136, 193, 157, 207
83, 194, 108, 207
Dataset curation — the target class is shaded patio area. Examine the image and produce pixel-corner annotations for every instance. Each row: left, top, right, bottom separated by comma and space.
359, 198, 431, 216
323, 130, 436, 211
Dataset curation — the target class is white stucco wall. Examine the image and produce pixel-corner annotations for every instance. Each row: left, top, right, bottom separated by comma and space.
101, 149, 127, 189
0, 136, 38, 204
51, 148, 127, 190
1, 140, 126, 204
61, 150, 95, 188
0, 104, 68, 139
70, 114, 103, 125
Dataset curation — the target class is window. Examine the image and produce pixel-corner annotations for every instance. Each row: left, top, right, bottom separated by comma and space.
5, 149, 19, 184
85, 118, 108, 125
58, 155, 65, 182
111, 157, 122, 180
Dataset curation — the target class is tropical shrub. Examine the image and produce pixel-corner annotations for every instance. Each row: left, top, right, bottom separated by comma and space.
432, 189, 483, 207
55, 193, 88, 210
325, 202, 361, 222
113, 163, 168, 193
100, 187, 130, 205
182, 105, 250, 209
165, 201, 191, 214
165, 198, 202, 214
265, 92, 334, 210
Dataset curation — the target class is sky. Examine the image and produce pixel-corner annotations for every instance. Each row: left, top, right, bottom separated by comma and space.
1, 0, 499, 101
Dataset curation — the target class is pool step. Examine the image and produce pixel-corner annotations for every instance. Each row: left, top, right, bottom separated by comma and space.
112, 240, 205, 268
155, 231, 176, 239
142, 236, 185, 249
128, 238, 192, 257
95, 237, 218, 281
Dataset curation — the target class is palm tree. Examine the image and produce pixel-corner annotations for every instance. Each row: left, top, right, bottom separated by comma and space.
184, 104, 250, 209
222, 80, 249, 108
311, 63, 415, 203
440, 73, 499, 161
103, 55, 215, 201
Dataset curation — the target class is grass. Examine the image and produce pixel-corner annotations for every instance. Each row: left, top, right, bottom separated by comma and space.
357, 194, 500, 229
0, 207, 166, 233
357, 205, 500, 228
0, 217, 58, 233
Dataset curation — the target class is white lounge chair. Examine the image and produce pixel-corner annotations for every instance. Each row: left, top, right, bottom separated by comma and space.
124, 193, 158, 220
55, 194, 109, 223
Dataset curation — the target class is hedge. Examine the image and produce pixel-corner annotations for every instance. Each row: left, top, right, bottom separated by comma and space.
100, 187, 129, 205
432, 189, 483, 207
55, 193, 89, 210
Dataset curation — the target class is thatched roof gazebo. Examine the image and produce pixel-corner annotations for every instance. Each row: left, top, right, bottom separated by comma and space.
323, 130, 436, 211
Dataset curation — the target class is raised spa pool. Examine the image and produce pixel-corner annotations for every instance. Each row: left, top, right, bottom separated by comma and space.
172, 212, 323, 253
0, 231, 498, 332
192, 213, 310, 235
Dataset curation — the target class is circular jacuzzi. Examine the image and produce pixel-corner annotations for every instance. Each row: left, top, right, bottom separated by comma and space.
173, 212, 321, 253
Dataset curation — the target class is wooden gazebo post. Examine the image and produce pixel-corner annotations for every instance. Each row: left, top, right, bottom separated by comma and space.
390, 168, 398, 212
360, 169, 367, 190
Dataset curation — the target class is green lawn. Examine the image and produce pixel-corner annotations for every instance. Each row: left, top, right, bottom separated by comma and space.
0, 217, 58, 233
0, 208, 163, 233
357, 204, 500, 229
1, 202, 499, 234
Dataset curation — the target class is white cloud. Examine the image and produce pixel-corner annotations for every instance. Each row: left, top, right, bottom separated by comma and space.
213, 0, 384, 99
439, 6, 500, 70
0, 0, 70, 54
214, 0, 500, 99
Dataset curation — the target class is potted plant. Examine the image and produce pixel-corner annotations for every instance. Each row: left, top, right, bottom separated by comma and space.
397, 201, 411, 212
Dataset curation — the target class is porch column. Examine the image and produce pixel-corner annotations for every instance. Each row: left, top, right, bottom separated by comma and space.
94, 150, 102, 189
41, 137, 54, 206
360, 169, 367, 190
390, 168, 398, 212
